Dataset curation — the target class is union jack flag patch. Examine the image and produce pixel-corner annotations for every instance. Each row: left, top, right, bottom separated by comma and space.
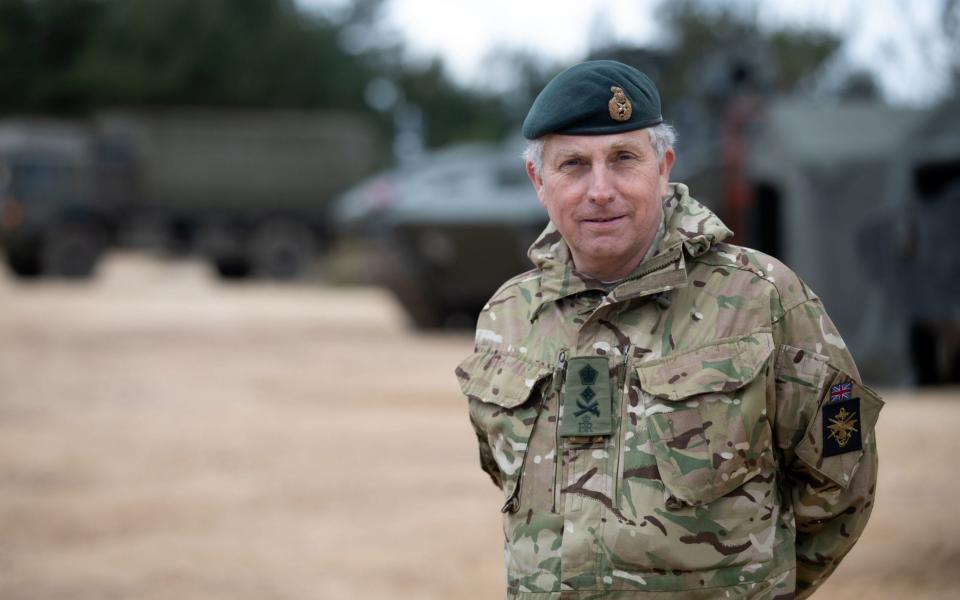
830, 381, 853, 403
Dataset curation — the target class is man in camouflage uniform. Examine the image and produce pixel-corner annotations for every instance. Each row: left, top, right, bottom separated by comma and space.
455, 61, 882, 599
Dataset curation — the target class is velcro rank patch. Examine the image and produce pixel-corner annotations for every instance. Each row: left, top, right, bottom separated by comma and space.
822, 397, 862, 457
560, 357, 612, 437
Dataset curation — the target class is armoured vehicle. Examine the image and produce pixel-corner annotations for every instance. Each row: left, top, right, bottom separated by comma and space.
334, 142, 547, 328
0, 110, 381, 279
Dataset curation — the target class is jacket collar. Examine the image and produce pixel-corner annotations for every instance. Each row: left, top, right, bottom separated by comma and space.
527, 183, 733, 316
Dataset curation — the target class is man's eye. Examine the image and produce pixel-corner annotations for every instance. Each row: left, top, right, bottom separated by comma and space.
616, 153, 635, 161
560, 159, 581, 168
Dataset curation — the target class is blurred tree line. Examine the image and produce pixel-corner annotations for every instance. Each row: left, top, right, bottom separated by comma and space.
1, 0, 952, 149
0, 0, 507, 147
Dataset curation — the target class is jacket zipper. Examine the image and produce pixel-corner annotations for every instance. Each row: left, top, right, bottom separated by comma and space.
552, 349, 567, 513
619, 251, 678, 285
613, 344, 631, 509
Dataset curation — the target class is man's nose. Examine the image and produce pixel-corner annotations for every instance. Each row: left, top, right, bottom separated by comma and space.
587, 164, 615, 205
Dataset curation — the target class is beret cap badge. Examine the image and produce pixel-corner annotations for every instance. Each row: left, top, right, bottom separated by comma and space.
520, 60, 662, 139
608, 86, 632, 122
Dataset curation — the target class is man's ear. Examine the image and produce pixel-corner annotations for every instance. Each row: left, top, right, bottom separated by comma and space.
658, 148, 675, 197
526, 161, 546, 207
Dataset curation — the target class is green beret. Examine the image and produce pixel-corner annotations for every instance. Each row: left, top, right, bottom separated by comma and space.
521, 60, 663, 139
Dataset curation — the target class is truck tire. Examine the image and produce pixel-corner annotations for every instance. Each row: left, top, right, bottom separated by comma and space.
377, 241, 444, 329
250, 219, 315, 280
214, 255, 252, 279
5, 243, 43, 278
43, 223, 104, 278
198, 222, 251, 280
909, 321, 960, 385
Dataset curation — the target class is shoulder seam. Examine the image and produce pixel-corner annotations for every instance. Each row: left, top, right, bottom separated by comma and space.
488, 268, 541, 302
773, 297, 821, 326
695, 258, 779, 294
693, 256, 800, 324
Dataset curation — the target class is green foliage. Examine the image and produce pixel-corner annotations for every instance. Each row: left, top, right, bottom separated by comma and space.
0, 0, 510, 147
0, 0, 380, 113
658, 0, 843, 96
592, 0, 847, 106
0, 0, 106, 113
395, 60, 509, 147
69, 0, 374, 109
767, 28, 841, 92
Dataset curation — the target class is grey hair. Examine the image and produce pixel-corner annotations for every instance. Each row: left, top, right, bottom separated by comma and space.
523, 122, 677, 177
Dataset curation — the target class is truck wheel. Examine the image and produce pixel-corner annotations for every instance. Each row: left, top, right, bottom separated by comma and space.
4, 243, 43, 278
377, 242, 444, 329
250, 219, 315, 280
43, 224, 104, 278
214, 255, 252, 279
910, 322, 937, 385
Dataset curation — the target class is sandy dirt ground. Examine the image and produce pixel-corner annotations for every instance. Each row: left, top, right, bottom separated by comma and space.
1, 254, 958, 600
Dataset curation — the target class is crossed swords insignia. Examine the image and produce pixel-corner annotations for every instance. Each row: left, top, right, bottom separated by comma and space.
574, 385, 600, 417
575, 398, 600, 417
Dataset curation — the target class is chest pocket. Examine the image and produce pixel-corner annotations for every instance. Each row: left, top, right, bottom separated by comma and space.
637, 332, 775, 508
457, 350, 553, 505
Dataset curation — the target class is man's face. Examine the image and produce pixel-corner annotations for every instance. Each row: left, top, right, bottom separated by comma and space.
526, 129, 675, 281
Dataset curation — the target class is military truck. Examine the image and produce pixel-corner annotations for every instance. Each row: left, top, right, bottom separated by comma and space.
0, 119, 125, 277
0, 110, 381, 279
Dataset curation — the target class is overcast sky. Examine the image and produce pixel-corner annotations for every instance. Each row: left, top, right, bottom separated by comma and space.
300, 0, 956, 106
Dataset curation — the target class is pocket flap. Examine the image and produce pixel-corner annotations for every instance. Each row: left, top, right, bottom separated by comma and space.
637, 332, 774, 400
456, 350, 552, 408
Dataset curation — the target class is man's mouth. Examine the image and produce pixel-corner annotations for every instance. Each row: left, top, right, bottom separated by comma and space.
583, 215, 624, 223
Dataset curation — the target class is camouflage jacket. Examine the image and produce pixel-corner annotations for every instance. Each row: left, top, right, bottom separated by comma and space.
455, 183, 882, 599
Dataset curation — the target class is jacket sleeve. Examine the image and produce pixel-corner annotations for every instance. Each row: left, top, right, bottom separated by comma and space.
771, 298, 883, 598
